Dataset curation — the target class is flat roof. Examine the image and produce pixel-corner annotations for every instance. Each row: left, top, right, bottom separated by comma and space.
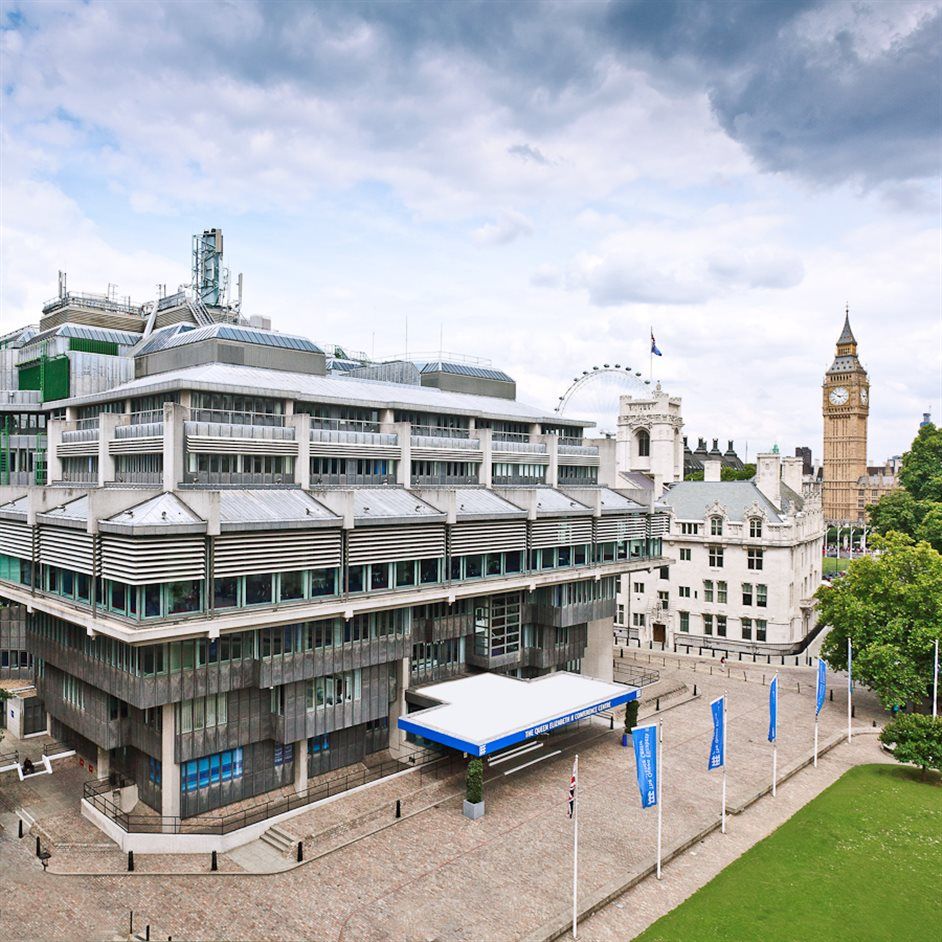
398, 672, 637, 757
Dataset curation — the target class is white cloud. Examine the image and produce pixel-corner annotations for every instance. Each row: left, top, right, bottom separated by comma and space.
472, 211, 534, 246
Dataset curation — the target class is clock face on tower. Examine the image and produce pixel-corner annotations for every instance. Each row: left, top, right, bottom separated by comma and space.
860, 388, 868, 404
829, 387, 849, 406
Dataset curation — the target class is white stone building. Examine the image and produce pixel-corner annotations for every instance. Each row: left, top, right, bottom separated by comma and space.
614, 389, 825, 652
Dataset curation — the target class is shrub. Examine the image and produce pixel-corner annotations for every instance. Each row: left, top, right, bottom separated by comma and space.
466, 758, 484, 804
624, 698, 640, 732
880, 714, 942, 777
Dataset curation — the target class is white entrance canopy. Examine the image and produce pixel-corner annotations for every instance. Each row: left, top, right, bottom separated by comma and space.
398, 672, 638, 757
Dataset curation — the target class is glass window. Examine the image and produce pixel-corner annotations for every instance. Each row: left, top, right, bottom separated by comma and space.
311, 569, 335, 597
464, 555, 483, 579
741, 618, 752, 640
420, 558, 440, 584
716, 615, 727, 637
245, 573, 273, 605
749, 518, 763, 538
708, 546, 724, 567
756, 619, 767, 642
395, 560, 416, 587
703, 580, 714, 603
505, 551, 523, 573
710, 516, 724, 536
168, 580, 201, 614
717, 581, 727, 604
111, 582, 126, 611
748, 548, 764, 571
680, 548, 691, 561
679, 611, 689, 633
214, 576, 238, 608
144, 584, 161, 618
703, 614, 713, 635
370, 564, 390, 591
742, 582, 753, 606
757, 584, 768, 607
348, 565, 365, 593
280, 571, 304, 601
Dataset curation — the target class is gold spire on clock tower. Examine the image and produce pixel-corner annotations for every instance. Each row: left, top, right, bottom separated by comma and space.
822, 305, 870, 522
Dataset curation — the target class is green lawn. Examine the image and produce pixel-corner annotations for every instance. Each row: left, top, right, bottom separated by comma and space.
823, 556, 850, 574
635, 764, 942, 942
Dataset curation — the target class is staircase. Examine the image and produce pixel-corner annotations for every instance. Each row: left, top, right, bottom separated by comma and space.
259, 823, 294, 856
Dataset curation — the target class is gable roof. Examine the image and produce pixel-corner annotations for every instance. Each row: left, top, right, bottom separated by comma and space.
660, 481, 782, 523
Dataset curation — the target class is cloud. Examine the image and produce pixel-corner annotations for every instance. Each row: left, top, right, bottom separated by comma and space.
472, 210, 534, 245
530, 264, 561, 288
707, 251, 805, 290
507, 143, 551, 165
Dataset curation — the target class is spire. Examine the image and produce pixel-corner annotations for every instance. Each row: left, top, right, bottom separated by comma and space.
837, 304, 856, 345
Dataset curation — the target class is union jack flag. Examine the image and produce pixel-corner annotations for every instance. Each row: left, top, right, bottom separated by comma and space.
567, 758, 577, 818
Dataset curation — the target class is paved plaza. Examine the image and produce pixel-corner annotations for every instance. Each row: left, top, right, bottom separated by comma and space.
0, 654, 887, 942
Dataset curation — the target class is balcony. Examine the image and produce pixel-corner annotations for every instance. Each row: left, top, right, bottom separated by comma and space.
524, 598, 615, 628
310, 426, 398, 447
558, 443, 599, 457
190, 408, 286, 427
492, 440, 547, 454
410, 434, 480, 449
413, 612, 475, 643
61, 427, 100, 444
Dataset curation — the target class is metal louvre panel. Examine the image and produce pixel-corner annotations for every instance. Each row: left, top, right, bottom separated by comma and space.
213, 531, 342, 576
485, 453, 549, 466
100, 535, 206, 584
110, 437, 163, 455
557, 454, 600, 467
0, 520, 34, 559
57, 441, 99, 457
529, 517, 593, 549
38, 527, 96, 575
185, 435, 299, 456
348, 524, 446, 564
595, 515, 647, 541
450, 520, 526, 555
649, 513, 670, 537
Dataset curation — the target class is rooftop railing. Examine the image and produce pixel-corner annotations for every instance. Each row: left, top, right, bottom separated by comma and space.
492, 440, 546, 454
190, 408, 286, 427
309, 417, 380, 433
410, 434, 480, 449
410, 425, 473, 439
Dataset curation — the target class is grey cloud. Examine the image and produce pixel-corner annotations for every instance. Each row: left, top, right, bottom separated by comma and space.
707, 253, 805, 290
472, 211, 534, 245
508, 143, 550, 165
583, 261, 709, 307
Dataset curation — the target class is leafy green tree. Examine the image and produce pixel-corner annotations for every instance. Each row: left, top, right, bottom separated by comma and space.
866, 489, 924, 541
624, 698, 639, 732
917, 505, 942, 553
817, 533, 942, 710
880, 714, 942, 778
466, 758, 484, 804
722, 464, 757, 482
899, 422, 942, 501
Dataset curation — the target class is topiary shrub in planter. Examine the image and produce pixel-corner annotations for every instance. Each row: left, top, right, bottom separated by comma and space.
622, 698, 640, 746
463, 758, 485, 819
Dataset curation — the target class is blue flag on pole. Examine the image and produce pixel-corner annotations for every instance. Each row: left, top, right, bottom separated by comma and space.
650, 330, 663, 357
631, 723, 658, 808
708, 696, 725, 770
768, 675, 778, 742
816, 659, 827, 716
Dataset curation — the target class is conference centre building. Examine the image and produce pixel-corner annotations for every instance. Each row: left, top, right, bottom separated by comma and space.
0, 287, 665, 838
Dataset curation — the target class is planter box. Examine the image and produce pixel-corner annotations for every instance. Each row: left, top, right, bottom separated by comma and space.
622, 733, 630, 747
463, 799, 485, 820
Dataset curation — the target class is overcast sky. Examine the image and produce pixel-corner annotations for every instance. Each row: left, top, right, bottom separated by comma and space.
2, 0, 940, 461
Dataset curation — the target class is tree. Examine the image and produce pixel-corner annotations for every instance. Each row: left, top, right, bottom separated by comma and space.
879, 714, 942, 778
817, 533, 942, 710
917, 505, 942, 553
684, 463, 756, 482
866, 488, 924, 541
624, 698, 639, 732
466, 758, 483, 804
899, 422, 942, 501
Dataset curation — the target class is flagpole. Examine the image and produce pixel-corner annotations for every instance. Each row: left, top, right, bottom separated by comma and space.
847, 638, 853, 742
933, 639, 939, 720
656, 721, 663, 879
771, 674, 778, 798
572, 754, 579, 940
721, 691, 728, 834
649, 325, 653, 382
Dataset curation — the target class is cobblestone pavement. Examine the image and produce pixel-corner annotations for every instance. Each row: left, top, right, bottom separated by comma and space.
573, 735, 894, 942
0, 658, 886, 942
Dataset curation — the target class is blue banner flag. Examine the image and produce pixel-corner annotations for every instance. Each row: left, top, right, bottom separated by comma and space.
650, 329, 663, 357
768, 675, 778, 743
708, 696, 725, 770
816, 659, 827, 716
631, 723, 658, 808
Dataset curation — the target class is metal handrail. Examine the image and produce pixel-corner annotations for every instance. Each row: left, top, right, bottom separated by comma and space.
309, 417, 381, 433
190, 409, 286, 427
82, 747, 459, 835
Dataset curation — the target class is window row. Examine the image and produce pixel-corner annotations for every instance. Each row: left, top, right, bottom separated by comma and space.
182, 748, 244, 793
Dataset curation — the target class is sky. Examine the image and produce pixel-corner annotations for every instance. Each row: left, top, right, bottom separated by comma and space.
1, 0, 940, 462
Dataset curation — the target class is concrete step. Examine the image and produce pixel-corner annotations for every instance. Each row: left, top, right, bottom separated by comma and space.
260, 824, 294, 854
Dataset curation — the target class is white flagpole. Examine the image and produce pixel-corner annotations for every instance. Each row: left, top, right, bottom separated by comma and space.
813, 714, 819, 768
721, 691, 728, 834
933, 639, 939, 720
771, 674, 778, 798
656, 721, 663, 880
572, 754, 579, 940
847, 638, 853, 742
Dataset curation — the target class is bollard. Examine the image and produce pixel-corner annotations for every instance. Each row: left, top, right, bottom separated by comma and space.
146, 927, 150, 942
711, 648, 716, 658
830, 689, 834, 702
655, 698, 660, 711
130, 912, 133, 937
610, 715, 614, 730
762, 674, 766, 685
852, 706, 856, 718
395, 799, 402, 818
128, 850, 135, 872
36, 836, 41, 857
297, 841, 303, 863
211, 850, 218, 872
767, 654, 771, 664
781, 656, 785, 666
738, 651, 742, 662
872, 719, 876, 727
693, 684, 698, 696
620, 648, 624, 658
710, 665, 713, 675
18, 818, 23, 839
797, 682, 801, 694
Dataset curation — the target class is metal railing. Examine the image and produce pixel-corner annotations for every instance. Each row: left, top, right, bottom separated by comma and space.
82, 747, 461, 835
185, 421, 295, 440
113, 471, 163, 484
114, 421, 164, 439
61, 427, 100, 442
182, 471, 294, 486
190, 409, 286, 427
60, 471, 98, 483
309, 473, 398, 486
492, 474, 546, 485
410, 426, 473, 440
491, 431, 531, 443
310, 427, 397, 446
309, 417, 381, 434
492, 440, 546, 454
410, 434, 480, 449
410, 473, 479, 486
127, 410, 165, 426
74, 417, 102, 431
612, 662, 661, 687
558, 443, 600, 456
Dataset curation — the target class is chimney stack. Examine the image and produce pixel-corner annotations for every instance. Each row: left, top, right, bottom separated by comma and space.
703, 458, 722, 483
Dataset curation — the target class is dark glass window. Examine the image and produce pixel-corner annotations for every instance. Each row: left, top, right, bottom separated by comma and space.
311, 569, 335, 597
280, 570, 304, 601
168, 580, 201, 614
245, 573, 273, 605
420, 558, 440, 584
465, 555, 483, 579
395, 560, 416, 587
214, 577, 238, 608
371, 564, 390, 591
348, 565, 364, 593
144, 584, 161, 618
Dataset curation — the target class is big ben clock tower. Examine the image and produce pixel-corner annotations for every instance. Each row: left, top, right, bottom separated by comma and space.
822, 307, 869, 522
